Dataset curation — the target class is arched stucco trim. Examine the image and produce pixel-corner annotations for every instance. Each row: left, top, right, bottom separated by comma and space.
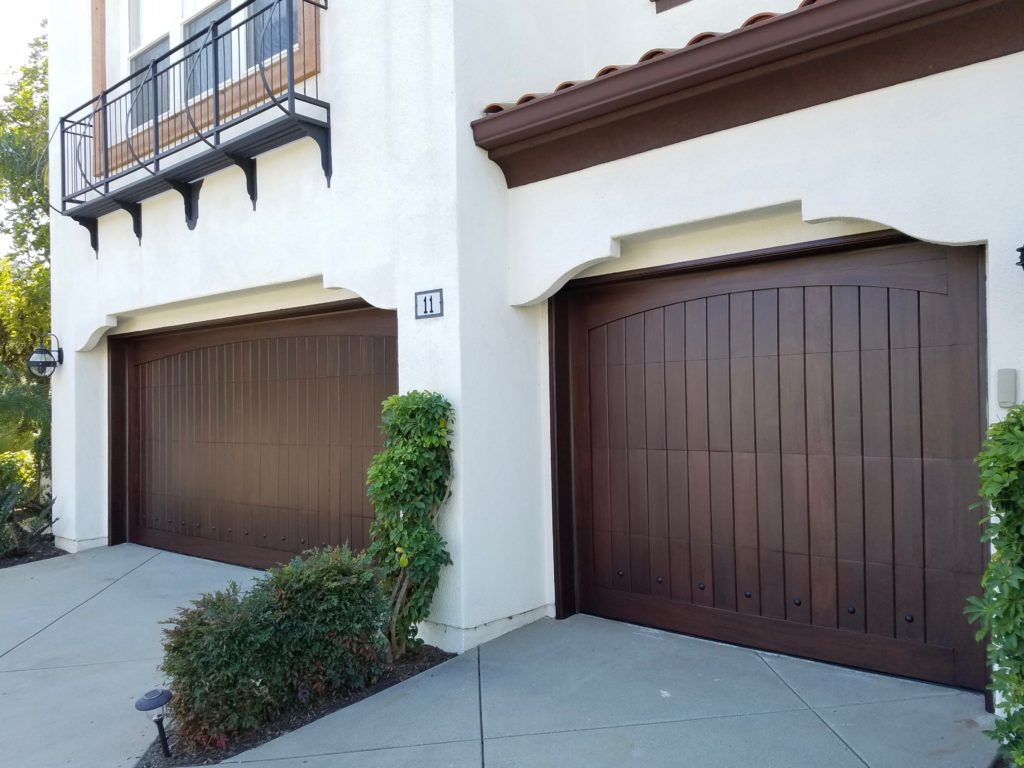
74, 273, 394, 352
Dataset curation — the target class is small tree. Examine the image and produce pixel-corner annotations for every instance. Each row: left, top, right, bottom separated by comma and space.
0, 29, 51, 477
966, 404, 1024, 765
367, 391, 454, 659
0, 29, 49, 265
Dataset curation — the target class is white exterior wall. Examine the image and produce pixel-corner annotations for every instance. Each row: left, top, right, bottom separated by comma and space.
50, 0, 1024, 651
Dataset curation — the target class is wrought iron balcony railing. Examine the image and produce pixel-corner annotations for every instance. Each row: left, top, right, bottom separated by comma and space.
60, 0, 330, 253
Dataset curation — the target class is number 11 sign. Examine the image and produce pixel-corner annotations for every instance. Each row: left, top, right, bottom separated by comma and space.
415, 289, 444, 319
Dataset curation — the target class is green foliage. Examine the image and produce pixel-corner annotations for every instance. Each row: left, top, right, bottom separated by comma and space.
0, 450, 36, 496
0, 30, 51, 478
0, 366, 50, 477
0, 483, 54, 558
0, 30, 49, 263
966, 405, 1024, 764
0, 259, 50, 372
162, 547, 387, 748
367, 391, 454, 660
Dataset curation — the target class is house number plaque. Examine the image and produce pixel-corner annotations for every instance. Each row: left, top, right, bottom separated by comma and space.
415, 289, 444, 319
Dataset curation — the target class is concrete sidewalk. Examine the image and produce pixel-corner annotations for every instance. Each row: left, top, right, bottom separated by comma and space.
0, 544, 256, 768
229, 615, 997, 768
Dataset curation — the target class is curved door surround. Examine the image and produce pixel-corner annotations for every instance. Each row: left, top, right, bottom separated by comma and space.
115, 307, 398, 568
561, 240, 986, 690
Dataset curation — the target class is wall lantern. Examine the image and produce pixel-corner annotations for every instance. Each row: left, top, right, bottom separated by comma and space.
1017, 244, 1024, 273
134, 688, 173, 758
27, 334, 63, 378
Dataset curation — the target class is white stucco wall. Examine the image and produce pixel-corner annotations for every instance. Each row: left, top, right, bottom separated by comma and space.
502, 51, 1024, 426
49, 0, 1024, 651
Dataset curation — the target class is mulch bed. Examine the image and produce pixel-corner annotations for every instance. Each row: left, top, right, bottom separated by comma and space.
0, 536, 66, 569
135, 644, 454, 767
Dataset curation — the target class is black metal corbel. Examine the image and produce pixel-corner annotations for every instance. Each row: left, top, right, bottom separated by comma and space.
115, 201, 143, 244
303, 124, 333, 188
226, 154, 258, 210
72, 216, 99, 256
169, 180, 204, 230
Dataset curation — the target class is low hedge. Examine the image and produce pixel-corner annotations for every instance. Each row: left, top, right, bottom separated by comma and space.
162, 547, 387, 748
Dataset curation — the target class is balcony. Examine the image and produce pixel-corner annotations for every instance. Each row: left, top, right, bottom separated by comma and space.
60, 0, 330, 253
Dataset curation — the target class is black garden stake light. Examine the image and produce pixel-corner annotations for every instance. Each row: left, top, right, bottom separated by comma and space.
135, 688, 173, 758
27, 334, 63, 378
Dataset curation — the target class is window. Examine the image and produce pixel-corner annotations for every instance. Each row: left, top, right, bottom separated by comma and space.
129, 36, 170, 128
184, 0, 232, 99
247, 0, 300, 67
130, 0, 178, 51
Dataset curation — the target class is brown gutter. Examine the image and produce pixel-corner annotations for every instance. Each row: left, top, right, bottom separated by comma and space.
472, 0, 1024, 187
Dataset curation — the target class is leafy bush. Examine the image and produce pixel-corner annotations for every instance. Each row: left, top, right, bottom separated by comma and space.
367, 391, 454, 660
966, 405, 1024, 765
0, 371, 51, 478
162, 547, 387, 748
0, 450, 36, 497
0, 483, 54, 558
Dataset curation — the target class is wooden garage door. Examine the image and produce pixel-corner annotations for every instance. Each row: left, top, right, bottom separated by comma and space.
114, 306, 397, 568
561, 239, 986, 689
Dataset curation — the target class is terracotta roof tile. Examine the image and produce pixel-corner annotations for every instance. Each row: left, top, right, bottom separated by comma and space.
742, 12, 779, 27
480, 0, 822, 117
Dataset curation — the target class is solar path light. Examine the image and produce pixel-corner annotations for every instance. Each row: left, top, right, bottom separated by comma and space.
135, 688, 173, 758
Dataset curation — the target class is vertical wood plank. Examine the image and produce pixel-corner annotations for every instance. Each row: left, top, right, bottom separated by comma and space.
688, 450, 713, 606
862, 287, 895, 638
710, 450, 736, 610
833, 286, 865, 632
590, 327, 613, 589
754, 289, 784, 620
707, 296, 731, 454
665, 303, 687, 451
779, 288, 810, 623
606, 319, 630, 592
667, 449, 691, 603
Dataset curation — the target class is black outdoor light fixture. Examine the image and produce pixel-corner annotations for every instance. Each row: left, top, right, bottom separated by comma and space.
134, 688, 173, 758
1017, 244, 1024, 273
26, 334, 63, 378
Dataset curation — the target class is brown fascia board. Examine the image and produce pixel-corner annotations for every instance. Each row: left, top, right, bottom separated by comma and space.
471, 0, 1024, 187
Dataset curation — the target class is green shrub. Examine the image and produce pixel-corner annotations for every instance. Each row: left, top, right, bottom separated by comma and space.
162, 547, 387, 748
966, 405, 1024, 764
0, 450, 36, 498
367, 391, 454, 660
0, 483, 54, 558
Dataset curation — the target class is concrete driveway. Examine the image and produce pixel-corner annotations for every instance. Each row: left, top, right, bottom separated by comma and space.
230, 615, 997, 768
0, 544, 256, 768
0, 547, 999, 768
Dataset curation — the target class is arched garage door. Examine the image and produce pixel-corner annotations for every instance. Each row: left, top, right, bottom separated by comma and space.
554, 237, 986, 690
109, 304, 397, 568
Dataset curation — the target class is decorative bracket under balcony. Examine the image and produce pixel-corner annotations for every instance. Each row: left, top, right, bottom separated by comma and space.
59, 0, 330, 255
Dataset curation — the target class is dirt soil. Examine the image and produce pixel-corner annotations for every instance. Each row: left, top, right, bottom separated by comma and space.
0, 536, 66, 569
135, 644, 454, 767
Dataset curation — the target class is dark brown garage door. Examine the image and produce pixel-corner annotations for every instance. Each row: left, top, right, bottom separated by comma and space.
110, 305, 397, 568
557, 238, 986, 690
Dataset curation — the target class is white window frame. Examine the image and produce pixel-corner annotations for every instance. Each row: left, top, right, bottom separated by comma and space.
122, 0, 300, 109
